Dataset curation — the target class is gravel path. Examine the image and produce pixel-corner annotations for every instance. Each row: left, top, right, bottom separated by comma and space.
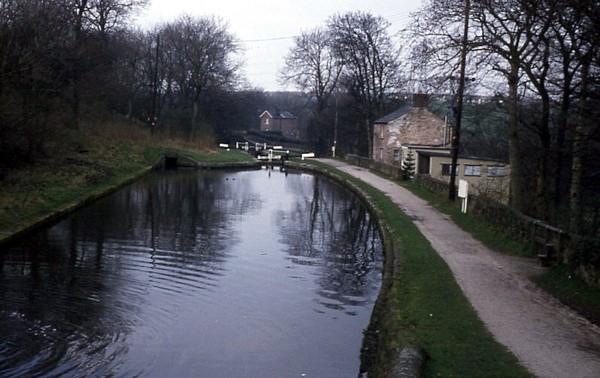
319, 159, 600, 378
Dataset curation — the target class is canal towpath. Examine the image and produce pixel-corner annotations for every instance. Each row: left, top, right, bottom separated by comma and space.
317, 158, 600, 378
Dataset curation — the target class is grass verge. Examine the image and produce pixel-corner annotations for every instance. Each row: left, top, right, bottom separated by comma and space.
398, 180, 533, 257
392, 176, 600, 326
293, 160, 530, 377
342, 160, 600, 330
144, 146, 254, 163
533, 265, 600, 325
0, 134, 253, 244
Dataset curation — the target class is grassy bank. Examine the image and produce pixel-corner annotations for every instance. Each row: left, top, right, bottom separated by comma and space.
398, 180, 532, 257
294, 160, 530, 377
396, 178, 600, 326
533, 265, 600, 325
0, 131, 253, 244
348, 161, 600, 328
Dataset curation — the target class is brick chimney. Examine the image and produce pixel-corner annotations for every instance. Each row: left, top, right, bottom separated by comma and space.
413, 93, 429, 108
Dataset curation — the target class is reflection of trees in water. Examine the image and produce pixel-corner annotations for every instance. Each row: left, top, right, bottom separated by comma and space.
0, 170, 258, 376
278, 175, 383, 312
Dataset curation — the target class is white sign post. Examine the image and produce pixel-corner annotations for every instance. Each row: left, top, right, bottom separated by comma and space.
458, 179, 469, 213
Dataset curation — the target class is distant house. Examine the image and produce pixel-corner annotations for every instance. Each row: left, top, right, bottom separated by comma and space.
259, 110, 299, 140
373, 94, 510, 201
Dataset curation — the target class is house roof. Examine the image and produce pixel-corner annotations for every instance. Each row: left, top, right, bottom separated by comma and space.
374, 105, 411, 124
278, 111, 296, 119
414, 150, 451, 158
416, 149, 508, 163
259, 110, 297, 119
259, 110, 273, 118
405, 144, 450, 150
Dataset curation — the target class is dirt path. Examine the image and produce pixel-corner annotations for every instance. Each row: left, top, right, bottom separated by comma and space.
319, 159, 600, 378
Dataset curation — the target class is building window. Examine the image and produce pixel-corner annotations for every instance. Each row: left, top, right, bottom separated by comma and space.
265, 118, 270, 125
393, 149, 400, 161
380, 125, 384, 139
441, 163, 457, 176
464, 165, 481, 176
442, 164, 458, 176
379, 148, 384, 161
487, 166, 506, 177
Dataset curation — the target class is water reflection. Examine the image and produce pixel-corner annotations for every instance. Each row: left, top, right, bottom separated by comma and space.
278, 175, 382, 314
0, 169, 382, 377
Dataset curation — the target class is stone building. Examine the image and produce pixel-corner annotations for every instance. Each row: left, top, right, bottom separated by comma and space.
259, 110, 299, 140
372, 94, 510, 201
372, 94, 451, 166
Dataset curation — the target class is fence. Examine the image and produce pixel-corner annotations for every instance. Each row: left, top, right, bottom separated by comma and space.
346, 154, 405, 179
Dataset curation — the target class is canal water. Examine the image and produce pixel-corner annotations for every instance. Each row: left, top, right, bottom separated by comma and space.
0, 168, 383, 377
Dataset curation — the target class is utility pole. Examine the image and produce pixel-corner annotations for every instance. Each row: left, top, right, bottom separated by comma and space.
449, 0, 471, 201
150, 33, 160, 136
333, 90, 339, 158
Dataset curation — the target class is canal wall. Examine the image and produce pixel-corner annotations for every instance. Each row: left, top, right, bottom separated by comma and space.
287, 160, 426, 377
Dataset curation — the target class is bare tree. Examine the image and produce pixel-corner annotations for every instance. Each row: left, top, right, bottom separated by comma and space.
328, 11, 400, 157
0, 0, 72, 162
87, 0, 147, 34
563, 0, 599, 233
155, 16, 240, 139
281, 28, 343, 152
281, 28, 342, 113
468, 0, 551, 212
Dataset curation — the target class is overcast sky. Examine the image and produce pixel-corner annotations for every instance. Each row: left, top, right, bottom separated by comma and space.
136, 0, 423, 91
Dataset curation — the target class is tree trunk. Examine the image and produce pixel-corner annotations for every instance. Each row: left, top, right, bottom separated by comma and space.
366, 116, 372, 158
569, 60, 590, 234
69, 0, 88, 131
127, 98, 133, 120
191, 101, 199, 140
554, 85, 571, 211
535, 92, 551, 219
506, 63, 525, 212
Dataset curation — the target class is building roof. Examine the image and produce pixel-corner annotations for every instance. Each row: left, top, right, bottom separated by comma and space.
278, 111, 296, 119
416, 149, 508, 163
374, 105, 411, 124
259, 110, 296, 119
405, 144, 450, 150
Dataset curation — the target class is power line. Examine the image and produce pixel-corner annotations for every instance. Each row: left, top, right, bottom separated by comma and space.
234, 35, 297, 44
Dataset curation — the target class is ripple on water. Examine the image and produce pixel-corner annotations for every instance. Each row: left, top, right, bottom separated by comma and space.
0, 169, 383, 377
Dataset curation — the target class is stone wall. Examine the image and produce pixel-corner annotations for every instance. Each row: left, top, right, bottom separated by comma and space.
347, 155, 600, 286
348, 155, 567, 259
373, 107, 449, 165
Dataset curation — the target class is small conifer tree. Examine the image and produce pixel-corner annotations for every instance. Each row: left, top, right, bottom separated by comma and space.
401, 150, 416, 180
